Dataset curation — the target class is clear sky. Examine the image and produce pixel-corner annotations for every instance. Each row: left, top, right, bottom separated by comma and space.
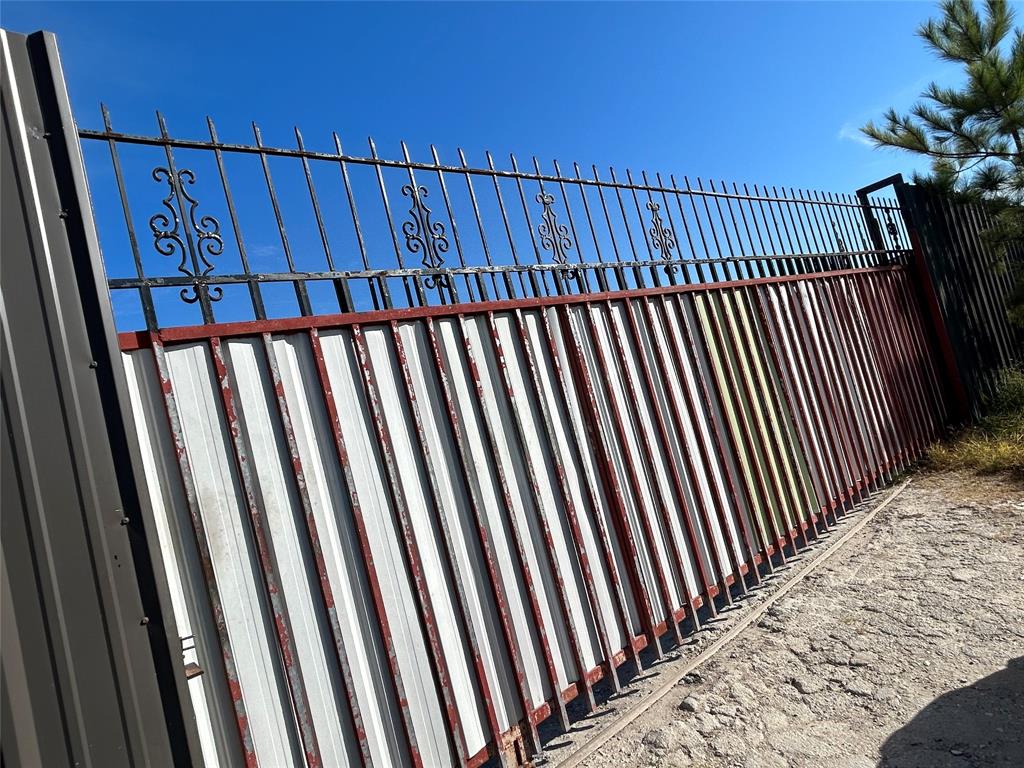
3, 1, 964, 190
0, 1, 984, 327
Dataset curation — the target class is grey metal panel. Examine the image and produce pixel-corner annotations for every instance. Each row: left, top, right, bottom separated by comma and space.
1, 28, 198, 768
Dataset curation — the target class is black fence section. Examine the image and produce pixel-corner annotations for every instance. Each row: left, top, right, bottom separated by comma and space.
79, 108, 911, 331
897, 183, 1023, 412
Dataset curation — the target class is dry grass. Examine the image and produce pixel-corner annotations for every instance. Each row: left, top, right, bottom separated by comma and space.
925, 367, 1024, 478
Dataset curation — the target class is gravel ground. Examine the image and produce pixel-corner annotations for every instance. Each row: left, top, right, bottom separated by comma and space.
547, 471, 1024, 768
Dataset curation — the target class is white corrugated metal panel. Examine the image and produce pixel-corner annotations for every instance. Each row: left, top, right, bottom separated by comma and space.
121, 272, 927, 767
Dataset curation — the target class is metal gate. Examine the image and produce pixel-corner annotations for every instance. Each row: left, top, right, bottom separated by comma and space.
3, 26, 1017, 768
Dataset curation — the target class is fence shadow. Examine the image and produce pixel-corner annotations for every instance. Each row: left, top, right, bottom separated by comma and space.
878, 657, 1024, 767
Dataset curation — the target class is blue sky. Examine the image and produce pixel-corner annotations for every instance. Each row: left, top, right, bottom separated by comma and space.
1, 1, 985, 327
3, 1, 962, 187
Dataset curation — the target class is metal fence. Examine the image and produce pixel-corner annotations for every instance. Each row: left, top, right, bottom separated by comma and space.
7, 27, 1017, 768
117, 265, 943, 768
80, 109, 910, 332
73, 108, 963, 768
895, 182, 1022, 412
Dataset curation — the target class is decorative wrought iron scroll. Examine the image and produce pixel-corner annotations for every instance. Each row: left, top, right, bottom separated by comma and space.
647, 201, 678, 272
536, 191, 574, 277
401, 183, 450, 289
149, 166, 223, 304
884, 209, 901, 249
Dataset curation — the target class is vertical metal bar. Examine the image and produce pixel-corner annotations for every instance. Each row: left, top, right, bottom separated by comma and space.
812, 277, 876, 491
386, 321, 505, 762
693, 178, 730, 280
729, 288, 812, 547
767, 283, 845, 517
251, 123, 312, 317
592, 166, 633, 290
208, 336, 322, 767
454, 313, 570, 732
897, 185, 971, 420
207, 117, 266, 320
603, 300, 699, 629
349, 324, 467, 765
682, 176, 722, 283
845, 277, 910, 473
294, 128, 353, 313
829, 274, 897, 484
101, 105, 157, 330
458, 149, 507, 300
644, 295, 760, 587
860, 273, 924, 461
776, 279, 850, 509
818, 273, 881, 489
626, 295, 732, 610
306, 328, 422, 767
555, 304, 661, 658
624, 169, 659, 289
506, 154, 545, 297
587, 300, 679, 646
890, 269, 946, 434
708, 179, 746, 279
785, 188, 823, 273
149, 341, 257, 766
421, 315, 539, 756
770, 185, 802, 276
733, 182, 766, 278
651, 171, 686, 286
782, 287, 860, 509
552, 159, 590, 294
796, 267, 871, 494
751, 287, 831, 532
877, 273, 932, 452
333, 132, 387, 311
508, 308, 623, 691
669, 175, 709, 283
608, 167, 646, 288
715, 198, 814, 538
260, 334, 370, 766
530, 308, 634, 687
368, 138, 422, 307
826, 273, 890, 486
430, 146, 479, 303
486, 152, 531, 298
662, 293, 772, 573
572, 163, 612, 293
709, 291, 797, 553
482, 309, 596, 711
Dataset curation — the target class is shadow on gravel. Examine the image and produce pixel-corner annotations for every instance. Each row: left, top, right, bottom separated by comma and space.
879, 657, 1024, 768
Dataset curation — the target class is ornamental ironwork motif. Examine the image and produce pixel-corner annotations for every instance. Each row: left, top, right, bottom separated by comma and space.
536, 191, 574, 276
647, 201, 678, 272
401, 183, 450, 289
149, 167, 223, 304
884, 210, 901, 248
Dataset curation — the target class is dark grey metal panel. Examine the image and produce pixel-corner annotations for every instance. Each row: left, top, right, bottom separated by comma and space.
1, 29, 200, 768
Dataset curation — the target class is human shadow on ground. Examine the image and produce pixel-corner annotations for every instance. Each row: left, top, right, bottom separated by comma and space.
878, 656, 1024, 767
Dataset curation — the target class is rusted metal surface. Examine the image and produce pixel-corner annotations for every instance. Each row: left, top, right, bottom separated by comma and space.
121, 265, 945, 767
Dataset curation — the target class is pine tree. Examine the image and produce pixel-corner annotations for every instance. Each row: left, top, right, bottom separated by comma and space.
862, 0, 1024, 324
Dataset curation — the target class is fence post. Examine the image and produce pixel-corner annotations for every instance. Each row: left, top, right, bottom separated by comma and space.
2, 29, 202, 766
886, 178, 971, 426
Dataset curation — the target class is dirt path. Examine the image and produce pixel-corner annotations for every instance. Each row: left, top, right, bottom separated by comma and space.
548, 472, 1023, 768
